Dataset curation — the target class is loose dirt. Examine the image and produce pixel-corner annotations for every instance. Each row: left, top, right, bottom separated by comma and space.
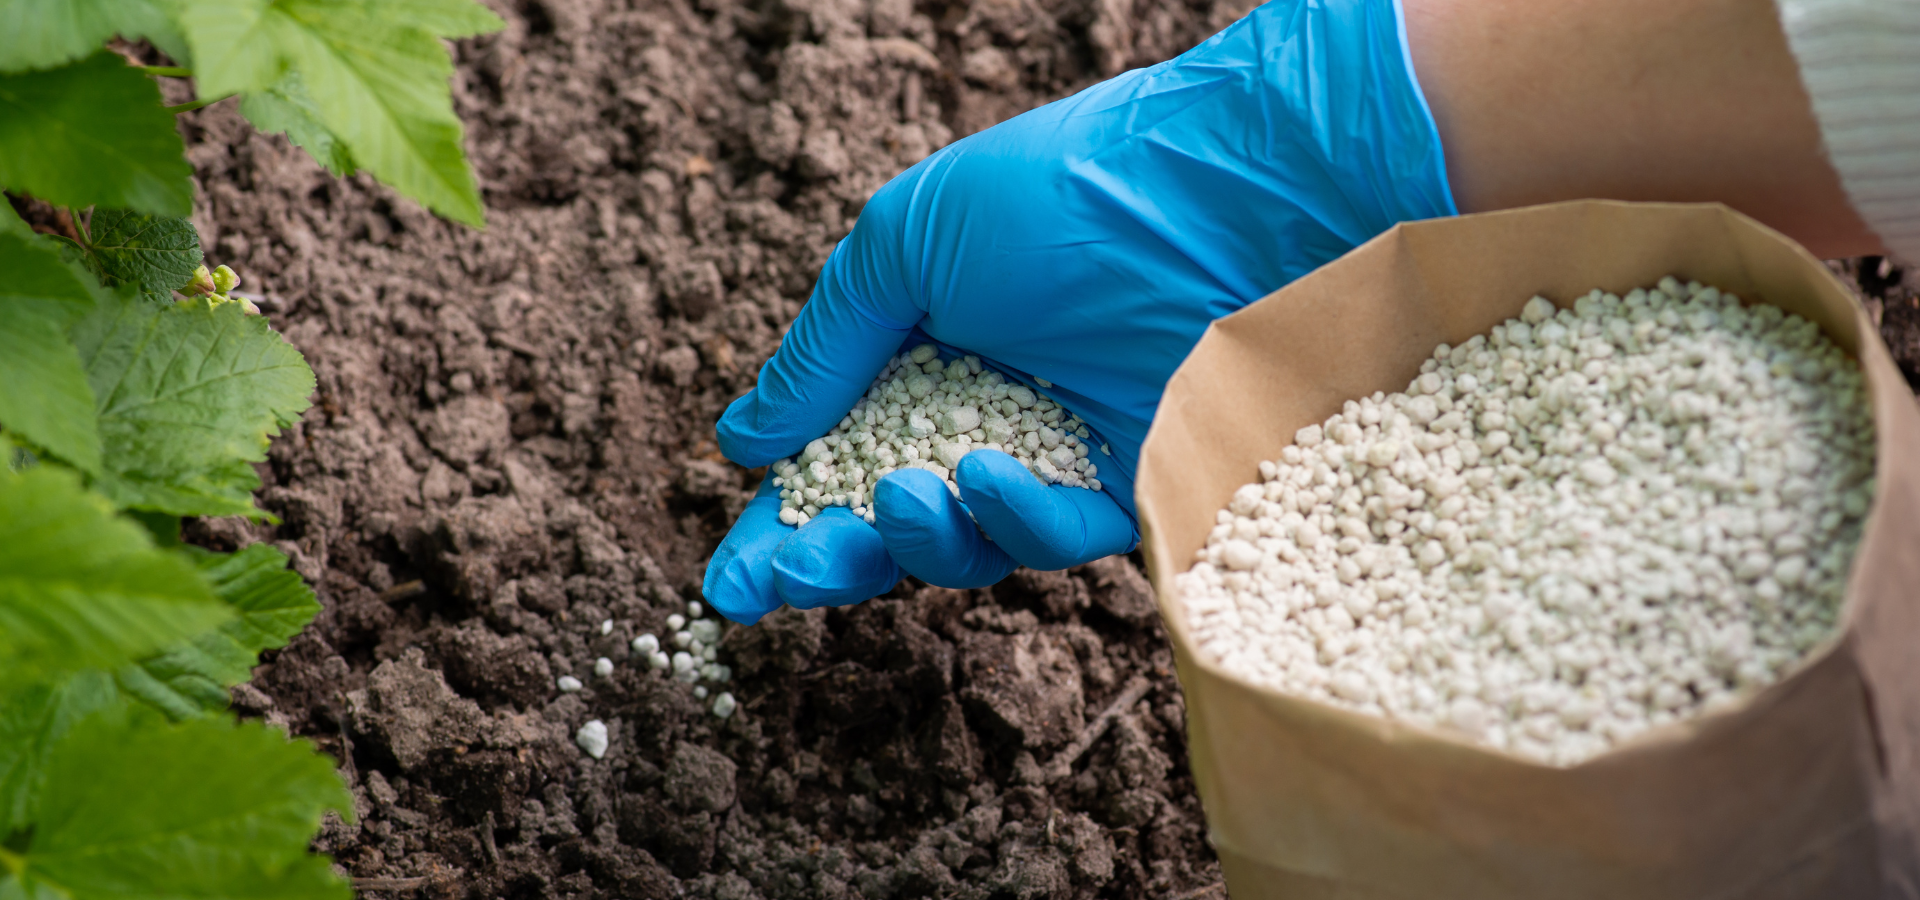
168, 0, 1920, 896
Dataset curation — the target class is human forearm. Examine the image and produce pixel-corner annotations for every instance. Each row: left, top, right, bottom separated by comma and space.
1402, 0, 1881, 259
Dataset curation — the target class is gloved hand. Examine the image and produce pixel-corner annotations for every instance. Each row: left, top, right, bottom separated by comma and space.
705, 0, 1456, 624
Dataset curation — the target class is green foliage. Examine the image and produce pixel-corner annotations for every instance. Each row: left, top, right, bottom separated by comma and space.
0, 671, 118, 832
0, 308, 98, 474
0, 231, 93, 324
0, 51, 194, 216
240, 70, 355, 177
0, 0, 128, 73
185, 0, 503, 227
0, 545, 334, 895
120, 544, 322, 720
0, 466, 230, 688
0, 1, 503, 895
1, 713, 352, 900
0, 0, 499, 226
55, 207, 204, 299
0, 233, 101, 474
0, 0, 183, 74
0, 307, 343, 896
382, 0, 512, 38
73, 289, 316, 519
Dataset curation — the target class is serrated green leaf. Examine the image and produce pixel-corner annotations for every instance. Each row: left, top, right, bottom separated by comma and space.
0, 51, 194, 216
2, 713, 352, 900
0, 546, 320, 813
240, 69, 355, 177
66, 208, 204, 296
384, 0, 508, 38
71, 290, 315, 519
0, 0, 183, 74
184, 1, 489, 227
0, 671, 118, 836
0, 466, 230, 687
107, 458, 275, 519
121, 544, 321, 719
113, 659, 229, 721
0, 232, 101, 474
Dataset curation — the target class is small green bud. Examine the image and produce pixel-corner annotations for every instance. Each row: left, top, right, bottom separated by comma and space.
211, 265, 240, 294
185, 265, 215, 296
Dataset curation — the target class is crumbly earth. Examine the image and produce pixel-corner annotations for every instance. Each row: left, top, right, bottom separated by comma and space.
151, 0, 1920, 895
158, 0, 1263, 896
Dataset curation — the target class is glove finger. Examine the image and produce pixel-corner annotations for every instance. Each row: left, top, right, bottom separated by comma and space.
701, 476, 789, 625
717, 243, 920, 467
773, 508, 903, 609
955, 450, 1138, 571
873, 468, 1018, 589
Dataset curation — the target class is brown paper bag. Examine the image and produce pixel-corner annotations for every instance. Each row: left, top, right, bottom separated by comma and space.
1136, 200, 1920, 899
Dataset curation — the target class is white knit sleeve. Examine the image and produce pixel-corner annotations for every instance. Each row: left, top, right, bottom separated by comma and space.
1774, 0, 1920, 261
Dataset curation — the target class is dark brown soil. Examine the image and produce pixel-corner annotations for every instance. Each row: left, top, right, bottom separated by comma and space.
172, 0, 1255, 897
166, 0, 1920, 896
1835, 256, 1920, 390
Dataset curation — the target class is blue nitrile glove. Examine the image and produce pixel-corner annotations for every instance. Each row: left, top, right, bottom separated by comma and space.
704, 0, 1456, 625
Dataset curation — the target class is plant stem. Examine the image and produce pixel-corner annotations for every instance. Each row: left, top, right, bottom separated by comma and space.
139, 66, 192, 78
166, 97, 222, 115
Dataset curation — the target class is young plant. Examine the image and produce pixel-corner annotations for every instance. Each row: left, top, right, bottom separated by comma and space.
0, 1, 502, 896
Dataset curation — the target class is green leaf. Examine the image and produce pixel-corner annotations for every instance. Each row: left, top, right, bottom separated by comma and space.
0, 546, 320, 815
1, 712, 352, 900
0, 230, 95, 331
383, 0, 508, 38
183, 0, 491, 227
128, 509, 183, 546
63, 208, 204, 298
0, 671, 118, 836
0, 465, 230, 687
0, 0, 120, 73
0, 308, 99, 475
0, 231, 101, 474
71, 290, 315, 518
0, 229, 94, 324
120, 544, 321, 720
0, 0, 184, 74
239, 70, 355, 177
0, 199, 27, 235
0, 52, 193, 216
123, 0, 196, 68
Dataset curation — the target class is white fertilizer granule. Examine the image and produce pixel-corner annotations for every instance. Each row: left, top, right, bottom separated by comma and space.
575, 720, 609, 759
1177, 278, 1875, 765
769, 344, 1103, 526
